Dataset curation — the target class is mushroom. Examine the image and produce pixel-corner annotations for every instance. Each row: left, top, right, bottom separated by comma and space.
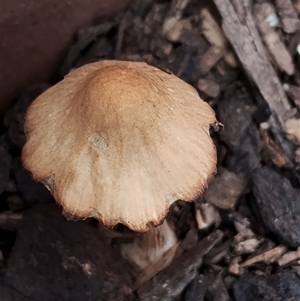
22, 60, 218, 274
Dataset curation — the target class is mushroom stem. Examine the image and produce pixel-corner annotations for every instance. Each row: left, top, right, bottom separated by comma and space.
120, 220, 178, 271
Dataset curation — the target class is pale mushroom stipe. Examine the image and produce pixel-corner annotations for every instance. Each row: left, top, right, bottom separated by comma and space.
21, 60, 218, 271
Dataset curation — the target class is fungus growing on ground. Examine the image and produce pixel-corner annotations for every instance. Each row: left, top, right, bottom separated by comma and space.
22, 60, 218, 274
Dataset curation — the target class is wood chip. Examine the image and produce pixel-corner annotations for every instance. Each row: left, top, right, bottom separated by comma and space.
198, 45, 226, 75
229, 257, 242, 275
204, 239, 232, 265
294, 0, 300, 14
285, 118, 300, 145
197, 78, 220, 98
253, 166, 300, 248
235, 238, 262, 255
274, 0, 300, 33
195, 203, 220, 230
165, 18, 192, 42
200, 9, 238, 68
207, 273, 231, 301
283, 83, 300, 109
254, 2, 294, 75
278, 247, 300, 266
162, 0, 191, 35
260, 130, 291, 168
203, 167, 248, 209
212, 0, 294, 160
184, 274, 208, 301
240, 245, 288, 268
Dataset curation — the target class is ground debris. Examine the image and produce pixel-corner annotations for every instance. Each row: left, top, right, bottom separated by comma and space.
212, 0, 294, 161
162, 0, 192, 36
240, 245, 288, 268
198, 45, 226, 76
284, 83, 300, 109
195, 203, 220, 230
204, 238, 232, 265
200, 8, 238, 68
197, 78, 220, 98
260, 130, 292, 168
274, 0, 300, 33
233, 270, 300, 301
1, 204, 133, 301
4, 85, 49, 150
11, 158, 53, 204
254, 2, 294, 75
203, 167, 248, 209
235, 238, 263, 256
1, 0, 300, 299
59, 21, 118, 76
184, 273, 208, 301
206, 271, 230, 301
252, 166, 300, 248
286, 117, 300, 145
0, 144, 12, 195
137, 230, 224, 301
278, 247, 300, 266
217, 87, 261, 173
0, 211, 23, 231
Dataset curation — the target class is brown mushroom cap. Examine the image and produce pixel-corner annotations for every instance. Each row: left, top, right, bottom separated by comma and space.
22, 60, 217, 232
